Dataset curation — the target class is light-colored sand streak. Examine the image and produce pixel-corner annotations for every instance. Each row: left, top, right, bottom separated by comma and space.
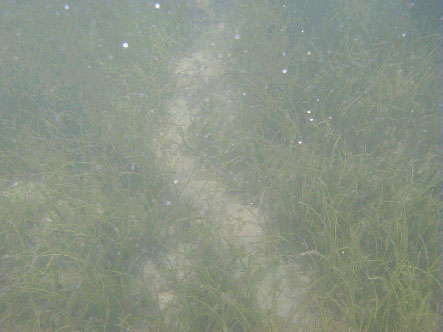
144, 7, 309, 329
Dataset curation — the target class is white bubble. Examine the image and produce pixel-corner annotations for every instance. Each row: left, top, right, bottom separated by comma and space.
234, 34, 241, 40
282, 68, 288, 74
155, 3, 160, 9
121, 41, 129, 48
298, 140, 303, 145
64, 4, 70, 10
309, 118, 314, 122
306, 110, 312, 114
173, 179, 178, 184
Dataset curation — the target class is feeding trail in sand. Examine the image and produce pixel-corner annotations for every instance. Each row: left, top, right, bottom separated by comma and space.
145, 3, 310, 329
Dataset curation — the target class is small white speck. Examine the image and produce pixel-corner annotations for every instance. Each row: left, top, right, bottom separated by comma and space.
309, 118, 314, 122
401, 32, 406, 37
307, 51, 311, 55
173, 179, 178, 184
165, 200, 171, 206
301, 29, 304, 33
328, 116, 332, 120
242, 92, 246, 96
155, 3, 160, 9
282, 51, 286, 56
306, 110, 312, 114
316, 98, 320, 102
64, 4, 70, 10
121, 42, 129, 48
234, 33, 241, 40
282, 68, 288, 74
298, 140, 303, 145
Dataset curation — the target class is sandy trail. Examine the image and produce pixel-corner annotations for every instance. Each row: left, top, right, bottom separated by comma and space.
145, 5, 309, 329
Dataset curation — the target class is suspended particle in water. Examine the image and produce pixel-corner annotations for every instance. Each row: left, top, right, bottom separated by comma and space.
121, 41, 129, 48
307, 51, 311, 55
173, 179, 178, 185
64, 3, 70, 10
309, 118, 314, 122
298, 140, 303, 145
234, 34, 241, 40
282, 68, 288, 74
155, 3, 160, 9
165, 200, 172, 206
306, 110, 312, 114
242, 92, 246, 96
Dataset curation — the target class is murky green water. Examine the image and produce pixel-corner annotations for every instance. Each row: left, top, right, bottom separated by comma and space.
0, 1, 441, 331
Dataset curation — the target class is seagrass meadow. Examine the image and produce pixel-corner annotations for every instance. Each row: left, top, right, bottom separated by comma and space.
0, 1, 441, 331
